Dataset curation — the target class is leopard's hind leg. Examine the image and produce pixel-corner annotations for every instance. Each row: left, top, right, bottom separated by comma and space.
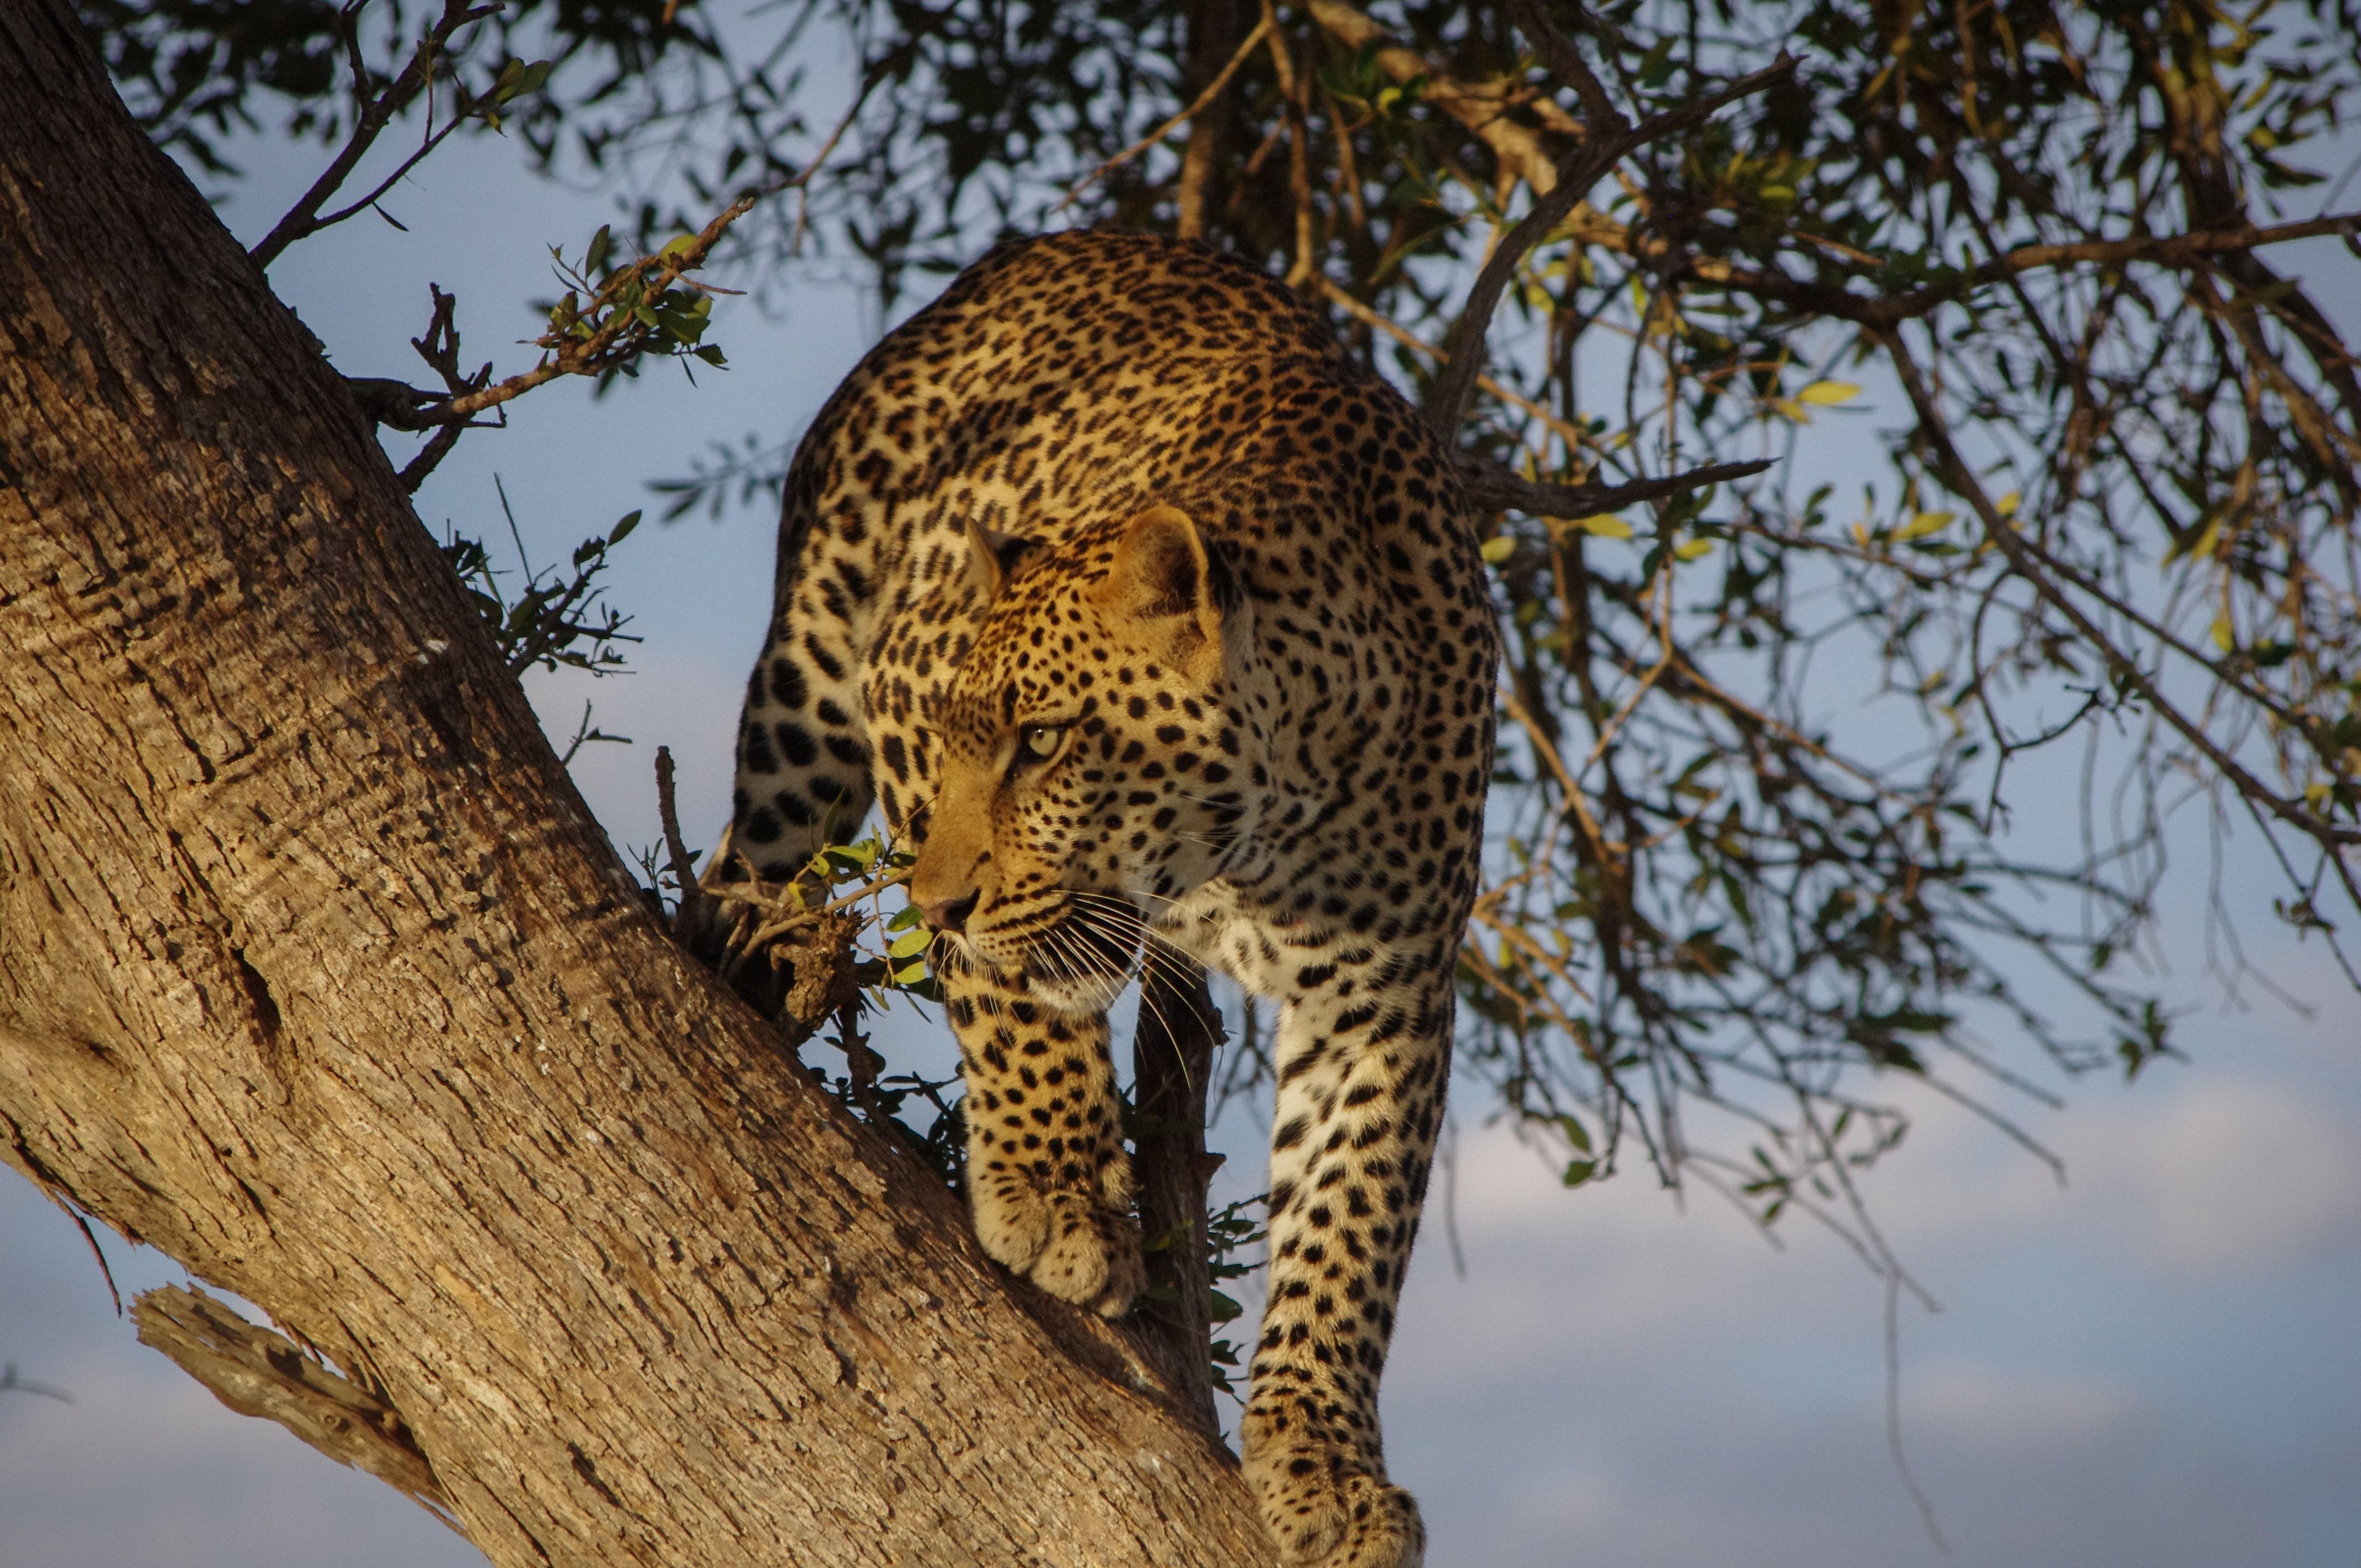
1241, 964, 1451, 1567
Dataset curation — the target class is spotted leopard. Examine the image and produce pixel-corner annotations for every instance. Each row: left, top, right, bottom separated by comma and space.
730, 230, 1498, 1567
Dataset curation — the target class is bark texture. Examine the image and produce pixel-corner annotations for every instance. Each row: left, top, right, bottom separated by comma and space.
0, 5, 1272, 1564
133, 1284, 454, 1515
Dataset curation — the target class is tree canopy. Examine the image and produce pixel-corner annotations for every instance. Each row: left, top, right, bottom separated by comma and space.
76, 0, 2361, 1280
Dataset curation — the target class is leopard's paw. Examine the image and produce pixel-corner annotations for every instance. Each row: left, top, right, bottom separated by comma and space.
970, 1181, 1142, 1318
1028, 1198, 1144, 1317
1249, 1451, 1424, 1568
971, 1173, 1054, 1275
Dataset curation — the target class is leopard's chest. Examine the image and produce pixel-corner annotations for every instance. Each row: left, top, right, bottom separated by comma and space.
1157, 881, 1363, 1003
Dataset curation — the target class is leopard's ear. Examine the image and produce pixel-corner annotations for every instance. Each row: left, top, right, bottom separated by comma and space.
965, 515, 1043, 600
1092, 505, 1239, 673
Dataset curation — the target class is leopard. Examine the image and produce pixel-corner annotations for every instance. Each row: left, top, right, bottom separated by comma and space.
728, 229, 1498, 1568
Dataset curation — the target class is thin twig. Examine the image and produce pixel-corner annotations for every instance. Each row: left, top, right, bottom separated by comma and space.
654, 746, 708, 930
251, 0, 499, 266
1055, 16, 1273, 213
433, 63, 880, 423
1317, 277, 1596, 450
66, 1204, 122, 1316
1459, 453, 1774, 518
1879, 323, 2361, 863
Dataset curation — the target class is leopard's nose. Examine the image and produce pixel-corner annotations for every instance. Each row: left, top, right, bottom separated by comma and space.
921, 890, 979, 934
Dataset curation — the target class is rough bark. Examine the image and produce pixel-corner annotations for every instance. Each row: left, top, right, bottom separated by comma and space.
0, 5, 1272, 1565
133, 1284, 455, 1517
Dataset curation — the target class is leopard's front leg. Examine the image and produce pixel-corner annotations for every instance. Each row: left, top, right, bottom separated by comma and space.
1242, 972, 1452, 1568
944, 962, 1144, 1317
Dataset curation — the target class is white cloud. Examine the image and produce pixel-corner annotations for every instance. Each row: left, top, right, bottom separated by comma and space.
2071, 1078, 2361, 1276
1909, 1360, 2141, 1446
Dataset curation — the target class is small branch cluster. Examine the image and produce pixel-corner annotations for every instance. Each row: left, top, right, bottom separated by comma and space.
251, 0, 539, 268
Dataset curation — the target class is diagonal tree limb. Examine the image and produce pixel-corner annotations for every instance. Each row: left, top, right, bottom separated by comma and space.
134, 1286, 456, 1522
0, 7, 1271, 1564
1457, 454, 1774, 519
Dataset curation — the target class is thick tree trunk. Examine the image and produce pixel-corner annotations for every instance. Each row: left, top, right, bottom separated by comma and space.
1174, 0, 1248, 239
0, 5, 1271, 1565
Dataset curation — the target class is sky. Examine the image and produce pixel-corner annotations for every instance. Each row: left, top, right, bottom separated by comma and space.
4, 25, 2360, 1568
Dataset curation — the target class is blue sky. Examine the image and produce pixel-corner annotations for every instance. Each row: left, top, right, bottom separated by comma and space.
4, 37, 2359, 1568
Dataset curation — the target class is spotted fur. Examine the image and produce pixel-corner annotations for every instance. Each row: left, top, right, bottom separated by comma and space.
731, 231, 1497, 1567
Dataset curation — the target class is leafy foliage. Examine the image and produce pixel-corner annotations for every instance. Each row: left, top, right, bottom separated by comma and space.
438, 490, 640, 679
98, 0, 2361, 1276
80, 0, 700, 175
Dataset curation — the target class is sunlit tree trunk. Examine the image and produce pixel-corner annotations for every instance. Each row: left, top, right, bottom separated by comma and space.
0, 5, 1269, 1563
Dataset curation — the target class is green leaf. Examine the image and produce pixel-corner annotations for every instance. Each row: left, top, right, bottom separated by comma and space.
607, 509, 642, 546
1796, 380, 1862, 406
888, 927, 932, 959
584, 225, 613, 277
1562, 1159, 1597, 1188
1558, 1114, 1592, 1154
2167, 513, 2224, 565
1479, 535, 1516, 564
1894, 510, 1954, 541
1573, 513, 1634, 539
1636, 36, 1675, 87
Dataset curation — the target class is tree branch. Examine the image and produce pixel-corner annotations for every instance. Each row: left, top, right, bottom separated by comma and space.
133, 1286, 455, 1521
439, 188, 765, 419
1424, 25, 1796, 435
1457, 454, 1774, 518
1058, 13, 1272, 215
1129, 958, 1227, 1434
1305, 0, 1571, 194
1175, 0, 1252, 239
251, 0, 499, 267
0, 8, 1272, 1562
1876, 323, 2361, 861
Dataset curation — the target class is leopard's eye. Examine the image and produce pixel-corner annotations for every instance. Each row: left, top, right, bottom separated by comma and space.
1016, 723, 1065, 763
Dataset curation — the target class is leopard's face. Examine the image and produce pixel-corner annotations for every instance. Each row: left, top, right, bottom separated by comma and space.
909, 507, 1264, 1010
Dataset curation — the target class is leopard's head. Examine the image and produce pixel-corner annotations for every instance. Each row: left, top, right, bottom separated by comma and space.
909, 505, 1265, 1009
